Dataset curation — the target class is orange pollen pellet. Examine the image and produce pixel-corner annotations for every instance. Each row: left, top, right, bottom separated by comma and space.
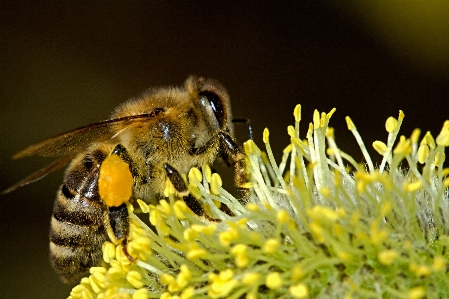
99, 154, 133, 207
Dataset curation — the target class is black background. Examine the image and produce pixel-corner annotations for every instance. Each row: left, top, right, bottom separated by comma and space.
1, 2, 448, 298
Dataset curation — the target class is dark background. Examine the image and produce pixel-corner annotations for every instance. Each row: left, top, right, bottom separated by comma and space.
1, 1, 448, 298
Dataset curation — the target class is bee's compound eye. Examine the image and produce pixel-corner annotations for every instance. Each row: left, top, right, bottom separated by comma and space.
199, 90, 225, 128
99, 154, 133, 207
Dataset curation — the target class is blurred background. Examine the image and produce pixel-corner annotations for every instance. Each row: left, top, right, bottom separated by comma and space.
1, 1, 449, 298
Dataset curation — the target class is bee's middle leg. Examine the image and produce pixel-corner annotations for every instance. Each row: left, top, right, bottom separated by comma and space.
163, 163, 215, 219
163, 163, 188, 194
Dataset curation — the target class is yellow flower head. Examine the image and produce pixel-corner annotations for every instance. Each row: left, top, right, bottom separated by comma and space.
67, 106, 449, 299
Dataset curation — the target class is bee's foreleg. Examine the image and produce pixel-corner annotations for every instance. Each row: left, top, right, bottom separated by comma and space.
217, 132, 248, 190
192, 131, 248, 189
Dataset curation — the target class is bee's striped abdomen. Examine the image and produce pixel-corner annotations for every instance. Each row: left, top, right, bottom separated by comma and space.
49, 150, 109, 283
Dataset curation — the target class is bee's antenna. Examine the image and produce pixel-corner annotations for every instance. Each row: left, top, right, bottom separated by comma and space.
232, 118, 253, 140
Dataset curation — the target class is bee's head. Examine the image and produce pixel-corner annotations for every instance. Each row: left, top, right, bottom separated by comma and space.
186, 76, 234, 136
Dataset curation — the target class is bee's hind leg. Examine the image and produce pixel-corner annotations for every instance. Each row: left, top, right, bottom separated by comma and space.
104, 203, 134, 262
104, 144, 139, 263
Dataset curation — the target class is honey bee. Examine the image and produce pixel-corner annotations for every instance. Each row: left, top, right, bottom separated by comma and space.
3, 76, 247, 283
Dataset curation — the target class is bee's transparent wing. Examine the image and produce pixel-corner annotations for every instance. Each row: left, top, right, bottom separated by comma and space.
13, 114, 157, 158
1, 155, 76, 195
3, 113, 159, 194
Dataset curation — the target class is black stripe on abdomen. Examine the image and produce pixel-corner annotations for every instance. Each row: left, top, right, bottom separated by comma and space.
49, 215, 105, 247
53, 184, 104, 227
